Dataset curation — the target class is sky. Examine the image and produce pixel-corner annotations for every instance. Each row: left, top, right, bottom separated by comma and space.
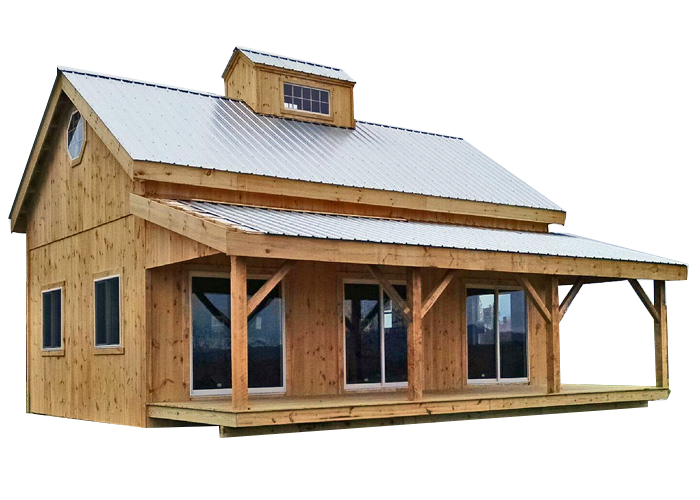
7, 45, 689, 303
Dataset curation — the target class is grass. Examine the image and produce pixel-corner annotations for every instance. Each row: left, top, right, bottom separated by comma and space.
7, 379, 690, 438
668, 378, 690, 399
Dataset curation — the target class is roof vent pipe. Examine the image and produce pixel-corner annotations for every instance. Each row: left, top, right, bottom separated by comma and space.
204, 78, 219, 95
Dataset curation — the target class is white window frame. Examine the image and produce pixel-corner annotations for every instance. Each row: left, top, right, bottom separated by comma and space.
343, 279, 408, 391
466, 285, 529, 385
188, 271, 287, 398
41, 286, 64, 351
282, 82, 331, 116
94, 274, 122, 349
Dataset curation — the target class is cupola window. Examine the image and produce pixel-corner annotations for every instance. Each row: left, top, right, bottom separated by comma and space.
67, 111, 85, 162
283, 83, 329, 115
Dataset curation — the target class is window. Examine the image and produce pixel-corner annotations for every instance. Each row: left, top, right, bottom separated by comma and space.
344, 283, 408, 388
190, 275, 285, 396
467, 288, 528, 382
283, 83, 330, 115
42, 288, 62, 350
95, 276, 121, 347
67, 111, 85, 162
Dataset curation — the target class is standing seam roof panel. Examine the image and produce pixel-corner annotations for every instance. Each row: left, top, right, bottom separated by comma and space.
173, 200, 683, 266
62, 69, 563, 212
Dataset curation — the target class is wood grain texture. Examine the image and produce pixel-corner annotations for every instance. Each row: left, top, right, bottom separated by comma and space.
26, 105, 132, 250
224, 51, 355, 128
28, 216, 148, 426
654, 281, 669, 388
143, 180, 550, 232
407, 268, 424, 400
230, 256, 248, 410
148, 385, 669, 429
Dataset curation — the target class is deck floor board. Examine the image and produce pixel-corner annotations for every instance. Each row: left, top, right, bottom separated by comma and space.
148, 384, 668, 429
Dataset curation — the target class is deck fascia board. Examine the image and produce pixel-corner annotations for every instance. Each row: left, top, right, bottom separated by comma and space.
147, 386, 669, 428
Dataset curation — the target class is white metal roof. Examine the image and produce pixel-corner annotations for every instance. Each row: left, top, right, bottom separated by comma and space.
61, 68, 563, 213
169, 200, 682, 266
230, 47, 355, 82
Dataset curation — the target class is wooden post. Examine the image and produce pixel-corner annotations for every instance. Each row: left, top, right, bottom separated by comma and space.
230, 256, 248, 411
407, 268, 424, 401
654, 281, 669, 388
546, 277, 561, 394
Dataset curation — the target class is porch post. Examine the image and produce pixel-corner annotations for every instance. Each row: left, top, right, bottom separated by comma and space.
654, 281, 669, 388
407, 267, 424, 401
546, 277, 561, 394
230, 256, 248, 410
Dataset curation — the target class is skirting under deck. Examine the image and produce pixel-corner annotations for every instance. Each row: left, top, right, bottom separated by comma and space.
147, 384, 668, 435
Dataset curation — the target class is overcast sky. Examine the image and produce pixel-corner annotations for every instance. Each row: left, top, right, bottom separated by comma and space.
8, 45, 689, 302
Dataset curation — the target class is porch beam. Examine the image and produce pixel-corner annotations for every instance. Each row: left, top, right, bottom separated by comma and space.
230, 256, 248, 411
407, 268, 424, 401
628, 279, 661, 323
421, 269, 459, 319
247, 260, 295, 316
516, 276, 552, 324
654, 281, 669, 388
367, 265, 411, 317
559, 277, 586, 319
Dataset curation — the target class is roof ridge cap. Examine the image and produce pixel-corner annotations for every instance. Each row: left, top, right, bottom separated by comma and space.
58, 66, 225, 100
356, 120, 463, 141
236, 47, 345, 73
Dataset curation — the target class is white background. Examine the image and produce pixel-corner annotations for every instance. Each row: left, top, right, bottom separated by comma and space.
559, 281, 656, 386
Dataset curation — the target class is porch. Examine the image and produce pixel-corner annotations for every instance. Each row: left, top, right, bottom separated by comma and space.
148, 384, 669, 436
137, 195, 685, 434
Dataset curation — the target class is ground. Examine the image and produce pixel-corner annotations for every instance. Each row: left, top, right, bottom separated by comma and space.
7, 379, 690, 438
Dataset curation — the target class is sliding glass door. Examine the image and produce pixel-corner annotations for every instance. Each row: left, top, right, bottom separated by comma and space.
190, 275, 284, 396
344, 282, 408, 388
467, 288, 528, 383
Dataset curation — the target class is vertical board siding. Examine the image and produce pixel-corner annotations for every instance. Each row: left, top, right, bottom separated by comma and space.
285, 262, 340, 396
422, 269, 465, 391
25, 106, 146, 426
148, 264, 189, 402
28, 216, 147, 426
147, 256, 553, 403
26, 104, 132, 250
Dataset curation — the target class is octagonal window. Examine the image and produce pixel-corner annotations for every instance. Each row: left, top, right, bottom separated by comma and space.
67, 111, 85, 161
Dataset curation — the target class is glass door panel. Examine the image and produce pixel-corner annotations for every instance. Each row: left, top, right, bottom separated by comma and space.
467, 289, 497, 380
344, 283, 381, 384
191, 276, 231, 392
498, 290, 528, 379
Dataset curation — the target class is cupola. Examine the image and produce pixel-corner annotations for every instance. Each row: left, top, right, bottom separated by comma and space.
222, 47, 355, 128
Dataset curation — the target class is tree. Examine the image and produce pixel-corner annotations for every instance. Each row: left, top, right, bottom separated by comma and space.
7, 278, 27, 316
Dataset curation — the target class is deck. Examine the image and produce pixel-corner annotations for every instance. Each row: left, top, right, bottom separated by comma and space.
147, 384, 669, 436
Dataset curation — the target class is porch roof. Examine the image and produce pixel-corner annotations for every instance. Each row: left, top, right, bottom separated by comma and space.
171, 200, 680, 264
139, 198, 686, 281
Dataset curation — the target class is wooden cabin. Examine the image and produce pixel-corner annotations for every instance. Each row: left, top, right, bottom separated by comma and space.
10, 47, 687, 437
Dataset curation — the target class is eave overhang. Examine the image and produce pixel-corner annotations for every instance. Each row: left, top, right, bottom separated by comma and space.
130, 195, 687, 281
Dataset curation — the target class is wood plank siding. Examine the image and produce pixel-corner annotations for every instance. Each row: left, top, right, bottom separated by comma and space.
147, 255, 556, 404
25, 106, 148, 426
